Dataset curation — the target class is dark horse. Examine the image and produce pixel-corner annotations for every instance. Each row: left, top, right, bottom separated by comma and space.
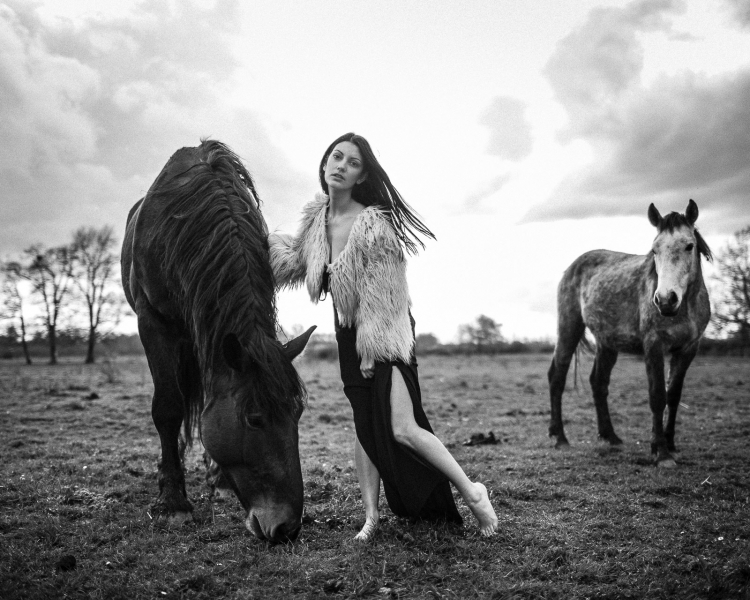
548, 200, 711, 466
122, 140, 315, 541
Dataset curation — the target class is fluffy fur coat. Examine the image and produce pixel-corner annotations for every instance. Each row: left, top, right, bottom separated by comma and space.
269, 193, 414, 363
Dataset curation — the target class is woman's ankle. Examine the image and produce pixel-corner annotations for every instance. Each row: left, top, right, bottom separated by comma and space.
354, 514, 380, 541
461, 481, 483, 505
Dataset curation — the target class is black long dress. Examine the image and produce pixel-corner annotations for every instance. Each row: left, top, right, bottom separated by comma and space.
334, 311, 462, 523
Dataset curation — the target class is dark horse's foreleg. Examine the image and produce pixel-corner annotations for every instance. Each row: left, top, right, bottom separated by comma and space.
137, 300, 194, 519
590, 346, 622, 445
664, 345, 698, 453
548, 319, 585, 448
644, 345, 675, 467
204, 453, 234, 499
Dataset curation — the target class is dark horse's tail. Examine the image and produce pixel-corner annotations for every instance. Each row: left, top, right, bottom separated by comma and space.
150, 139, 306, 442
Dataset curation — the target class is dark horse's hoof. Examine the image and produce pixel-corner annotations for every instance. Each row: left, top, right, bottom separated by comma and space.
150, 496, 194, 525
211, 486, 235, 500
651, 444, 678, 468
167, 511, 193, 525
150, 507, 194, 526
601, 434, 623, 446
554, 437, 570, 449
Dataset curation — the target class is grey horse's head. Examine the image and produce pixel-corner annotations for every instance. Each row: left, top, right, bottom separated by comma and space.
648, 199, 711, 317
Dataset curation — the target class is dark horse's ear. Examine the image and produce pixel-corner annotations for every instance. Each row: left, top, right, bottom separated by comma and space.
647, 203, 662, 228
685, 199, 699, 225
223, 333, 248, 372
282, 325, 317, 360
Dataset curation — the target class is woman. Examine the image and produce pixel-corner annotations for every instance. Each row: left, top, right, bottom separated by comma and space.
269, 133, 498, 539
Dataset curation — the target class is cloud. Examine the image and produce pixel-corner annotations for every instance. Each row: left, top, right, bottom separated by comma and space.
725, 0, 750, 27
525, 0, 750, 233
461, 174, 512, 213
459, 96, 532, 211
544, 0, 681, 141
479, 96, 533, 161
0, 0, 307, 255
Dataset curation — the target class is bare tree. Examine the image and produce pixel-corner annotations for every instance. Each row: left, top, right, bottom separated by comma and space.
70, 226, 124, 363
712, 225, 750, 354
0, 261, 33, 364
24, 245, 75, 365
458, 314, 504, 347
415, 332, 440, 353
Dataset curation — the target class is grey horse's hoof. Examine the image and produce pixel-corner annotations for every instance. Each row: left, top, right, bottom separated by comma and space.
656, 458, 677, 469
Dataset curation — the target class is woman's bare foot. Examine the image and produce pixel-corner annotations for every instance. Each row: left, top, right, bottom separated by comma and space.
353, 517, 379, 542
465, 482, 498, 537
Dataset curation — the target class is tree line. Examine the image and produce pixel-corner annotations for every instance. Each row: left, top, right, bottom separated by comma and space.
1, 226, 124, 364
1, 223, 749, 363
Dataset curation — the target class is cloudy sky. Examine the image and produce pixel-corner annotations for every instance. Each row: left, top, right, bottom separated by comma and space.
2, 0, 749, 342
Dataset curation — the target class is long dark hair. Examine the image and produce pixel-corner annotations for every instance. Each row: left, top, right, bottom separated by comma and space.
318, 132, 435, 255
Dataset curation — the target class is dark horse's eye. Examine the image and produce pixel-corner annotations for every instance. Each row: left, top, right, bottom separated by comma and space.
686, 243, 695, 252
246, 414, 265, 429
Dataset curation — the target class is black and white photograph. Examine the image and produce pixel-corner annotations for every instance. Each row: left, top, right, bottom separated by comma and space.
1, 1, 749, 598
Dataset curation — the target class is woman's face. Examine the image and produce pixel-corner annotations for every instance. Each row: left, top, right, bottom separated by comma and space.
324, 141, 367, 193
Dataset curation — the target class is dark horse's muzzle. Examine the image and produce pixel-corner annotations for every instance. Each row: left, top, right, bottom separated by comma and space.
245, 504, 302, 543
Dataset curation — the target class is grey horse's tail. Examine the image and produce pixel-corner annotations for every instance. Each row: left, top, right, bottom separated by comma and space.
573, 333, 595, 390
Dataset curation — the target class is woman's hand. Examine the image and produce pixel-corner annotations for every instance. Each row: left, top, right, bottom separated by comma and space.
360, 356, 375, 379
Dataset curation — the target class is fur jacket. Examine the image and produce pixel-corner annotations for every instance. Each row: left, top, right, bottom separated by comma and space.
269, 193, 413, 363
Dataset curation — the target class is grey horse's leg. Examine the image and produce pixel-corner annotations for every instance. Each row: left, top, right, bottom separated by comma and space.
589, 345, 622, 445
664, 345, 698, 452
137, 300, 194, 518
548, 318, 585, 448
644, 344, 675, 466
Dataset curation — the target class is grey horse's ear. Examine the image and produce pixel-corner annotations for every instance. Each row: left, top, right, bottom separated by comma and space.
685, 199, 699, 225
647, 203, 662, 228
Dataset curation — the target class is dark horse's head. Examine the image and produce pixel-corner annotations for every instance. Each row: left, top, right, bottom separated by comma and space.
150, 140, 314, 542
648, 199, 712, 317
201, 327, 314, 543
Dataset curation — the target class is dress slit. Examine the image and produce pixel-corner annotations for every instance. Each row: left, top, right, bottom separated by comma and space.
335, 319, 462, 524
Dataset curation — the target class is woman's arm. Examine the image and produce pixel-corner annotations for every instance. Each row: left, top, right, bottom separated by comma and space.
267, 195, 328, 290
268, 231, 306, 289
352, 211, 414, 369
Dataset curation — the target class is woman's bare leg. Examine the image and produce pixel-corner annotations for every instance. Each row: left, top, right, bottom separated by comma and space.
389, 367, 498, 536
354, 435, 380, 541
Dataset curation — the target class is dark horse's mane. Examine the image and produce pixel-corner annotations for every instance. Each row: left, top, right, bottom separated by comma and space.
148, 139, 305, 434
655, 211, 713, 262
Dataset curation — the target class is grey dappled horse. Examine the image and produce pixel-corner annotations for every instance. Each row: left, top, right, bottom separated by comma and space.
548, 200, 711, 466
122, 140, 314, 541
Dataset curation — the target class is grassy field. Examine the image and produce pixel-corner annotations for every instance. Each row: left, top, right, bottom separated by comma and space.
1, 351, 749, 599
